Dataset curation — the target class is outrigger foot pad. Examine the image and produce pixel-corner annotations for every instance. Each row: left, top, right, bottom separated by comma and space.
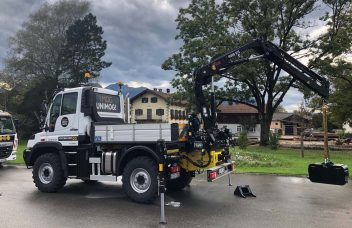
234, 185, 256, 198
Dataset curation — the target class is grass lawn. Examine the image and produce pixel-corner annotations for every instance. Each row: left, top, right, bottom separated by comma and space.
8, 141, 27, 165
231, 146, 352, 177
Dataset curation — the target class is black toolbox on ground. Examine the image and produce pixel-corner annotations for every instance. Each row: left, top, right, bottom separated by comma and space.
308, 163, 349, 185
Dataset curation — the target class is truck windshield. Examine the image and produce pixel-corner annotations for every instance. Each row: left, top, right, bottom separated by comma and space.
0, 116, 15, 134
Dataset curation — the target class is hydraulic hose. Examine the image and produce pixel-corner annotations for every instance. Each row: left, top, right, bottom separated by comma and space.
181, 149, 212, 168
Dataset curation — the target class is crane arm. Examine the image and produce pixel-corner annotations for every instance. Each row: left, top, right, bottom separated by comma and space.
193, 39, 329, 134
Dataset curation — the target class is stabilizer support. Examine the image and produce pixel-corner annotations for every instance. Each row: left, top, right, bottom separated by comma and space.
234, 185, 256, 198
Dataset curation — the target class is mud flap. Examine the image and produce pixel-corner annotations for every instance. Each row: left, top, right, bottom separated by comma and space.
234, 185, 256, 198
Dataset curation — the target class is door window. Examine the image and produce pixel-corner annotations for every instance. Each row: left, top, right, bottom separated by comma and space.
49, 94, 62, 132
61, 93, 78, 115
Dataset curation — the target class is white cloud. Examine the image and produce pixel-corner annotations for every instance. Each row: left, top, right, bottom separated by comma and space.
127, 80, 171, 90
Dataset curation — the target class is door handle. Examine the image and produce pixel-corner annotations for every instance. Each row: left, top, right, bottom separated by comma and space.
70, 128, 78, 131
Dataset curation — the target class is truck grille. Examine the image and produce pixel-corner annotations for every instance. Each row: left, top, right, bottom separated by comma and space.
0, 146, 12, 159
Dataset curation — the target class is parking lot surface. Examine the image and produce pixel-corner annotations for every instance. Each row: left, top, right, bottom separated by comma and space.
0, 165, 351, 228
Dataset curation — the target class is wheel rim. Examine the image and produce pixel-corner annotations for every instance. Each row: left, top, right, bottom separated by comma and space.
38, 163, 54, 184
130, 168, 151, 194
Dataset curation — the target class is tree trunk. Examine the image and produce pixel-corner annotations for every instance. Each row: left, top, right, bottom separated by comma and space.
259, 112, 273, 146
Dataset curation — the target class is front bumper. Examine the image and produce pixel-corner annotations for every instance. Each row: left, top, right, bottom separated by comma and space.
0, 150, 16, 163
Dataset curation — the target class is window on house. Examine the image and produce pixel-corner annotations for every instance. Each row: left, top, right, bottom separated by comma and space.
250, 127, 256, 132
237, 125, 242, 132
156, 109, 164, 116
151, 97, 158, 103
170, 109, 174, 119
175, 110, 179, 119
275, 122, 279, 125
182, 111, 186, 119
135, 109, 143, 116
142, 98, 148, 103
61, 92, 78, 115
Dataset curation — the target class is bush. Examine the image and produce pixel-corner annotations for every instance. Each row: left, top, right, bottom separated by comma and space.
237, 131, 249, 150
269, 132, 281, 150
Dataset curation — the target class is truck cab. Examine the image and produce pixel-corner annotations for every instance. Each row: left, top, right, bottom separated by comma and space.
27, 87, 124, 148
0, 110, 18, 164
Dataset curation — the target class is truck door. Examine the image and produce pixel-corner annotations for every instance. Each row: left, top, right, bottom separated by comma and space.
46, 92, 79, 145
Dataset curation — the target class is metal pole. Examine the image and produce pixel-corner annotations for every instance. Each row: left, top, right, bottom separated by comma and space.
159, 163, 166, 224
322, 101, 330, 163
160, 192, 166, 224
300, 132, 304, 158
228, 173, 233, 186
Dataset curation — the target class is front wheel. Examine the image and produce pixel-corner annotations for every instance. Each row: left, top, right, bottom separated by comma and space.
32, 153, 67, 193
122, 156, 158, 204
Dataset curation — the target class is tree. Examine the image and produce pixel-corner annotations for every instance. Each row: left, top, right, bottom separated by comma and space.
293, 101, 311, 118
3, 0, 90, 138
163, 0, 351, 145
61, 13, 111, 86
276, 105, 287, 113
307, 0, 352, 127
5, 0, 90, 86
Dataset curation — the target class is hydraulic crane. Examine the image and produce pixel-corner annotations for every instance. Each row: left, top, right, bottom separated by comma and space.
192, 38, 348, 185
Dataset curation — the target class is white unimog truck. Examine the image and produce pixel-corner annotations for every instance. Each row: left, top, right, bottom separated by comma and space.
0, 110, 17, 165
24, 38, 348, 206
24, 86, 234, 203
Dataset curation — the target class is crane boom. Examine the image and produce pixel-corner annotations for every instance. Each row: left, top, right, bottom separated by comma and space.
193, 39, 329, 135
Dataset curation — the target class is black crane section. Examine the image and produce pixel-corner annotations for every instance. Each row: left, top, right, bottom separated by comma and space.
193, 39, 330, 137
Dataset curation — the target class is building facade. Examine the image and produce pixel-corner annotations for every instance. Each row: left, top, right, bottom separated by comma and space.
271, 113, 310, 136
217, 103, 261, 140
130, 88, 187, 124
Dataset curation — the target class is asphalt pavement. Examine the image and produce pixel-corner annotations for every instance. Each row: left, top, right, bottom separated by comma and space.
0, 165, 351, 228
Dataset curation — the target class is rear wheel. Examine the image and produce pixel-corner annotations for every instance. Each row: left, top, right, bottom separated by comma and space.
33, 153, 67, 193
166, 169, 192, 192
122, 156, 158, 204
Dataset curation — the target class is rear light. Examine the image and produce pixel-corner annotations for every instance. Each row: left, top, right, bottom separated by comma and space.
170, 164, 180, 173
208, 171, 217, 181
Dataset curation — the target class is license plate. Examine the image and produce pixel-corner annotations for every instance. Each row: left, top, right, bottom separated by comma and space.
0, 158, 6, 162
218, 167, 225, 175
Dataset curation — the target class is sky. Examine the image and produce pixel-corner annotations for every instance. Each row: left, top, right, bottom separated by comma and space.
0, 0, 329, 112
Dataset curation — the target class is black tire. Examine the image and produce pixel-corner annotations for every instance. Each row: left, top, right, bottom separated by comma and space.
166, 169, 192, 192
32, 153, 67, 193
83, 179, 98, 184
122, 156, 158, 204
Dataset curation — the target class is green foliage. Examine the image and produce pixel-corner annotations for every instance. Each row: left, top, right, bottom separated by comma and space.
311, 112, 339, 131
5, 0, 90, 86
230, 146, 352, 177
233, 150, 288, 168
1, 1, 111, 139
61, 13, 111, 86
3, 0, 91, 138
237, 131, 249, 150
269, 132, 280, 150
307, 0, 352, 126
